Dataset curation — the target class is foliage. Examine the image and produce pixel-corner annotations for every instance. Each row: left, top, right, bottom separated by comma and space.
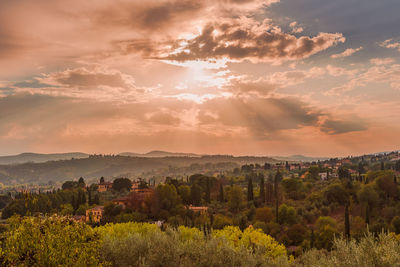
157, 184, 180, 212
324, 183, 349, 205
213, 214, 233, 229
112, 178, 132, 192
278, 204, 297, 225
299, 232, 400, 267
213, 226, 287, 258
0, 216, 101, 266
98, 222, 288, 266
228, 185, 244, 213
255, 207, 274, 224
177, 185, 191, 204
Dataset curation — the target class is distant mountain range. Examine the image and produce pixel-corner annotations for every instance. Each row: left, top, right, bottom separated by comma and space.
0, 151, 204, 165
0, 152, 89, 165
272, 155, 330, 162
9, 150, 398, 166
119, 151, 201, 158
0, 154, 278, 185
0, 151, 330, 165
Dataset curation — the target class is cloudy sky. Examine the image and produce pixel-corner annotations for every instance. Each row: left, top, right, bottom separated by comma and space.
1, 0, 399, 157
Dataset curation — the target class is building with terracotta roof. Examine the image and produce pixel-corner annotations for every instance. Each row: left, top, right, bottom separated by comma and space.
187, 205, 208, 213
86, 206, 104, 223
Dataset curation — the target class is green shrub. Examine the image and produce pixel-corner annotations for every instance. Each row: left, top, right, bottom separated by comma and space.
0, 216, 101, 266
298, 232, 400, 267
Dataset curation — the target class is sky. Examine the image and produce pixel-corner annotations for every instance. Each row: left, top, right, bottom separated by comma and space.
0, 0, 400, 157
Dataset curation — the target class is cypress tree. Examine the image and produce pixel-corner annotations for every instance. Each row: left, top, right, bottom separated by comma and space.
310, 229, 315, 248
205, 177, 211, 203
88, 189, 92, 205
94, 194, 100, 205
381, 161, 385, 171
82, 190, 86, 204
218, 183, 224, 202
345, 204, 350, 240
365, 204, 370, 225
71, 194, 77, 211
77, 191, 82, 207
247, 175, 254, 202
259, 173, 265, 204
78, 177, 85, 188
274, 170, 280, 223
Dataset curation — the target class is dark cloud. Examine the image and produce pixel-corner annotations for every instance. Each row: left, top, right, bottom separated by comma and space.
8, 67, 150, 101
158, 20, 345, 62
146, 112, 181, 125
198, 96, 322, 138
96, 0, 205, 32
0, 93, 191, 138
321, 119, 367, 135
48, 68, 133, 89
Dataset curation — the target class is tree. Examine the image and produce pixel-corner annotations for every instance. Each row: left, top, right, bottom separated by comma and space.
60, 203, 74, 215
94, 194, 100, 205
88, 189, 93, 205
391, 216, 400, 234
315, 216, 338, 250
375, 172, 398, 199
358, 184, 379, 208
218, 183, 224, 202
351, 216, 366, 237
345, 204, 350, 239
255, 207, 274, 224
178, 185, 191, 205
266, 174, 273, 203
358, 162, 366, 175
286, 224, 308, 246
212, 214, 232, 229
62, 181, 79, 190
157, 184, 180, 211
259, 173, 265, 204
78, 177, 85, 187
381, 161, 385, 171
112, 178, 132, 192
365, 204, 370, 225
100, 176, 105, 184
247, 175, 254, 202
324, 183, 349, 205
395, 160, 400, 172
308, 166, 320, 180
281, 178, 304, 200
278, 204, 297, 225
1, 217, 101, 266
338, 167, 351, 180
205, 177, 211, 203
190, 184, 202, 206
228, 185, 244, 213
71, 194, 78, 211
274, 170, 281, 223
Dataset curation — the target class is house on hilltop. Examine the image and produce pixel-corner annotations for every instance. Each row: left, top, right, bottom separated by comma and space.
86, 206, 104, 223
112, 196, 130, 208
112, 188, 154, 209
98, 182, 112, 192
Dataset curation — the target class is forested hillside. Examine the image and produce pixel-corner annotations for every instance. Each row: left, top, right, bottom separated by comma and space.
0, 155, 277, 185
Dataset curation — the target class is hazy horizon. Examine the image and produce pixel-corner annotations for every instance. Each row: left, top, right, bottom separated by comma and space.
1, 148, 398, 159
1, 0, 400, 157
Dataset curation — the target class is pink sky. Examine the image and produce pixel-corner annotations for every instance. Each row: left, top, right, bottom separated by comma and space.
0, 0, 399, 157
